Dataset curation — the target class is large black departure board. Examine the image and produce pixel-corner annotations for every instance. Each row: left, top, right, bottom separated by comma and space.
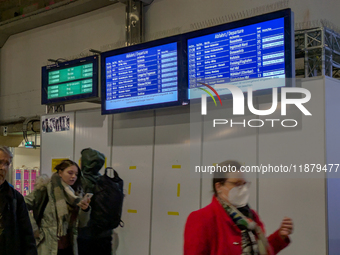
186, 9, 294, 99
101, 36, 186, 114
105, 42, 177, 104
42, 56, 99, 105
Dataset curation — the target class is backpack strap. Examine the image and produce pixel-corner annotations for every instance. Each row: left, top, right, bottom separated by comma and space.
119, 220, 124, 228
113, 170, 120, 178
104, 167, 114, 176
104, 167, 120, 179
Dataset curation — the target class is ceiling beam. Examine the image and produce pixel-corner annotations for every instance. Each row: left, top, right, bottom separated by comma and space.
0, 0, 120, 48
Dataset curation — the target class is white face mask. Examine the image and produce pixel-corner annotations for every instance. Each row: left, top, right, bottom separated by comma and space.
221, 185, 250, 208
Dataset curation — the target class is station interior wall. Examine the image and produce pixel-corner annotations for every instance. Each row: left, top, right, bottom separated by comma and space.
0, 1, 340, 254
2, 0, 340, 121
41, 77, 340, 255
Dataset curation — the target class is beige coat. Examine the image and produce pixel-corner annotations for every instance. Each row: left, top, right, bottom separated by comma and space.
25, 181, 90, 255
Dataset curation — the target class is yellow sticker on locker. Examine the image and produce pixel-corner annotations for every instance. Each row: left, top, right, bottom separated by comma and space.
168, 211, 179, 216
128, 183, 131, 195
172, 165, 181, 169
177, 183, 180, 197
128, 209, 137, 213
129, 166, 136, 169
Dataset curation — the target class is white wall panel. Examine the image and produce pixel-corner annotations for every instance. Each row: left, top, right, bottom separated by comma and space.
258, 77, 327, 255
189, 104, 203, 210
151, 106, 200, 255
201, 100, 258, 210
41, 112, 75, 177
13, 147, 40, 169
325, 77, 340, 255
74, 108, 111, 174
35, 77, 338, 255
112, 111, 154, 255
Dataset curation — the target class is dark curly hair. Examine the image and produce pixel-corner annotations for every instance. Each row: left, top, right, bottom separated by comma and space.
55, 159, 82, 192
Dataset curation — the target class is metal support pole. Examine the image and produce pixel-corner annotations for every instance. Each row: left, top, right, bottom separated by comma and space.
304, 32, 309, 77
321, 28, 326, 76
330, 31, 333, 77
125, 0, 144, 46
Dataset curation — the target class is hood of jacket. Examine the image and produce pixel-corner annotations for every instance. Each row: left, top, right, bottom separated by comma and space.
81, 148, 105, 178
34, 174, 50, 191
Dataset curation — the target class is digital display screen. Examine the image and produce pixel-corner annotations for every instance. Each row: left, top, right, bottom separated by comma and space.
41, 56, 99, 105
103, 42, 179, 112
188, 17, 289, 99
47, 63, 93, 99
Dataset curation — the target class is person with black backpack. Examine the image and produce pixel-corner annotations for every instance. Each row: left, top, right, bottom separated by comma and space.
78, 148, 124, 255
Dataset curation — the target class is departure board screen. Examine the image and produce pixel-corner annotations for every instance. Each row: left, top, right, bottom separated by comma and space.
188, 17, 290, 99
47, 63, 93, 99
42, 56, 99, 105
102, 41, 183, 114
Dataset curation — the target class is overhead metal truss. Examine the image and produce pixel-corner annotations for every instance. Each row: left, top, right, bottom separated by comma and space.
295, 27, 340, 78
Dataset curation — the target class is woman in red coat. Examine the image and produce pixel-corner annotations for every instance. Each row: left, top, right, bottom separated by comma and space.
184, 160, 293, 255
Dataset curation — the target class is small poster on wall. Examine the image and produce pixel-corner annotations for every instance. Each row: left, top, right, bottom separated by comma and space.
42, 116, 70, 133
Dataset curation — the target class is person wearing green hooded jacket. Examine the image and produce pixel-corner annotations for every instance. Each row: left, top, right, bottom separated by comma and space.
77, 148, 115, 255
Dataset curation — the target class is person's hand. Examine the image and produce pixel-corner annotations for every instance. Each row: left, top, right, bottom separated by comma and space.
78, 198, 90, 211
279, 217, 293, 240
